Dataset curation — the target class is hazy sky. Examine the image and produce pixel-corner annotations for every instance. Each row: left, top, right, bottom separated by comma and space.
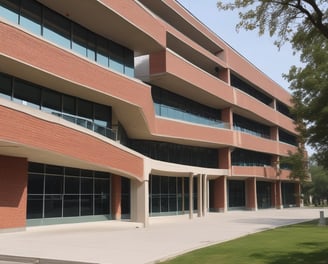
177, 0, 302, 92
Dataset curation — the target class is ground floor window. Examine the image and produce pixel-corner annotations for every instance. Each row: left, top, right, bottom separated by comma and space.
257, 181, 272, 209
149, 175, 197, 216
282, 182, 296, 207
228, 180, 245, 208
121, 177, 131, 219
27, 163, 111, 223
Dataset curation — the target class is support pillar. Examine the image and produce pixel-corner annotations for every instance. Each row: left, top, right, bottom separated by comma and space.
246, 177, 257, 211
111, 175, 121, 220
130, 179, 149, 227
275, 181, 283, 209
202, 174, 207, 217
212, 176, 227, 212
271, 182, 277, 208
189, 174, 194, 219
197, 174, 202, 217
0, 155, 28, 231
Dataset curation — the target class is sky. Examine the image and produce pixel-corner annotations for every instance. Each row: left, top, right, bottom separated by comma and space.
177, 0, 302, 92
177, 0, 315, 155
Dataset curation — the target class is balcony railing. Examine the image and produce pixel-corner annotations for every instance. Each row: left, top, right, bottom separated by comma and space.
155, 104, 230, 129
52, 112, 117, 140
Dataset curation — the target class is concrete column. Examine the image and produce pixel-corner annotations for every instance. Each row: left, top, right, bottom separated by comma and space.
270, 127, 279, 141
218, 68, 230, 84
0, 155, 28, 231
202, 174, 207, 217
197, 174, 202, 217
271, 182, 277, 208
275, 181, 283, 209
221, 108, 232, 130
189, 174, 194, 219
130, 179, 149, 227
182, 177, 185, 214
111, 175, 121, 220
246, 177, 257, 211
218, 147, 231, 170
212, 176, 227, 212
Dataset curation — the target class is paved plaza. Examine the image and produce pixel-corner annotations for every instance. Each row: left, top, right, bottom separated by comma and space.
0, 208, 326, 264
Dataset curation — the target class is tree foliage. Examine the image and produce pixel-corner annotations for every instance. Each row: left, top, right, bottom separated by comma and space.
306, 162, 328, 205
217, 0, 328, 48
217, 1, 328, 172
286, 32, 328, 168
281, 147, 309, 183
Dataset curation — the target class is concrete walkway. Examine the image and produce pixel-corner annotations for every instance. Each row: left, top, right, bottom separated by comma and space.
0, 208, 326, 264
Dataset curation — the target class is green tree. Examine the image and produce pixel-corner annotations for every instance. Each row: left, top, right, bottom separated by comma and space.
217, 1, 328, 170
286, 32, 328, 168
308, 163, 328, 205
217, 1, 328, 48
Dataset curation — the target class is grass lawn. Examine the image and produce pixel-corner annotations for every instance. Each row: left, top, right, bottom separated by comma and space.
162, 219, 328, 264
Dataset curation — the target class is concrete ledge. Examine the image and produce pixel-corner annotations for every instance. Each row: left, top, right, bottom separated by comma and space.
0, 255, 98, 264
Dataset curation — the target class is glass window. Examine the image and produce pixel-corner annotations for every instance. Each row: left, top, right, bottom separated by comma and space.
28, 174, 44, 194
95, 179, 109, 194
161, 195, 169, 212
81, 169, 93, 178
94, 104, 110, 128
62, 94, 76, 121
41, 89, 61, 115
45, 164, 64, 175
45, 175, 63, 194
87, 31, 96, 61
77, 99, 93, 119
228, 180, 245, 207
96, 36, 109, 67
151, 175, 160, 194
0, 0, 19, 24
168, 196, 177, 212
94, 194, 109, 214
65, 176, 79, 194
95, 171, 109, 179
29, 162, 44, 173
27, 195, 43, 219
81, 195, 93, 215
20, 0, 42, 35
168, 177, 176, 194
121, 177, 130, 216
151, 196, 160, 213
13, 79, 41, 109
109, 41, 124, 73
63, 195, 79, 217
160, 177, 169, 194
27, 163, 111, 220
72, 24, 87, 57
44, 194, 62, 218
124, 49, 134, 77
65, 167, 80, 176
0, 73, 12, 99
43, 8, 71, 49
81, 177, 93, 194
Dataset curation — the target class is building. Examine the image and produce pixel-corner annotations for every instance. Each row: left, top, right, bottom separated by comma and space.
0, 0, 301, 231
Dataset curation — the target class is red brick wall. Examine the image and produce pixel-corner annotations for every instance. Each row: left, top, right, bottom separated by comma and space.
246, 177, 256, 210
0, 155, 28, 229
0, 106, 144, 180
218, 148, 231, 170
212, 176, 226, 211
